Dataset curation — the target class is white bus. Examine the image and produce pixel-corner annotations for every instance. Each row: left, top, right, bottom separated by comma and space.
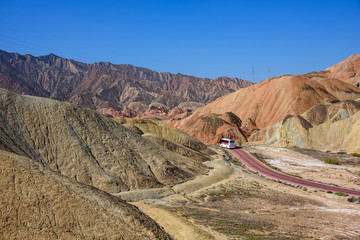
219, 138, 236, 149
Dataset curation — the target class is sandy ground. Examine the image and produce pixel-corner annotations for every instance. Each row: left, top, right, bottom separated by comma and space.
116, 147, 360, 240
131, 202, 227, 240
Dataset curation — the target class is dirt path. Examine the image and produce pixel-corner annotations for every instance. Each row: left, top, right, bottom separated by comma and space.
115, 149, 234, 201
131, 202, 227, 240
117, 149, 233, 240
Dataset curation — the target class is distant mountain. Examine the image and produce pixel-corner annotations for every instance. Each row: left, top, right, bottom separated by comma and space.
167, 53, 360, 149
0, 49, 252, 118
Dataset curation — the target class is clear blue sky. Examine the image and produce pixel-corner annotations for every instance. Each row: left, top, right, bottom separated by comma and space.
1, 0, 360, 82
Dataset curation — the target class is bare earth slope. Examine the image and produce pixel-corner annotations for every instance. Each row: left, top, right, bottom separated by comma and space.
0, 49, 252, 118
114, 118, 210, 152
169, 73, 360, 144
0, 150, 171, 240
114, 118, 216, 162
168, 54, 360, 145
0, 88, 206, 193
327, 53, 360, 85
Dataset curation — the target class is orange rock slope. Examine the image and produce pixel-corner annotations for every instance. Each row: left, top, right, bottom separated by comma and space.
167, 54, 360, 145
327, 53, 360, 85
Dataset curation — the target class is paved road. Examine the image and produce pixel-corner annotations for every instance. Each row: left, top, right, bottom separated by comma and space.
230, 148, 360, 197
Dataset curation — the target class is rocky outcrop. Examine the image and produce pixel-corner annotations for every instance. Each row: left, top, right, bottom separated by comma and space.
0, 88, 206, 193
0, 150, 171, 239
264, 100, 360, 152
167, 112, 247, 145
0, 49, 252, 118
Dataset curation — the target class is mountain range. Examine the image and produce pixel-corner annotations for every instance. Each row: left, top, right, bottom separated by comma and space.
0, 49, 252, 119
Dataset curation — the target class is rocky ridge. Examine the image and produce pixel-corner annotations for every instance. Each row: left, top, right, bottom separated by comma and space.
0, 49, 252, 119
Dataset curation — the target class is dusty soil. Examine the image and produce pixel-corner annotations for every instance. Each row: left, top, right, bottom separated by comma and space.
123, 147, 360, 240
245, 146, 360, 191
291, 148, 360, 166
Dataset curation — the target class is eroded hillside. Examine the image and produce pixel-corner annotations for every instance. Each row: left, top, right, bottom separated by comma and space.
0, 150, 171, 239
0, 88, 207, 193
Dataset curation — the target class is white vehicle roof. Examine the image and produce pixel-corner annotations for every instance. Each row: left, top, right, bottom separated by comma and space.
220, 138, 233, 141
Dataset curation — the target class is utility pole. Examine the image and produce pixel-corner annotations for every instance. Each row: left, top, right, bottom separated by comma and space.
252, 65, 255, 82
268, 67, 271, 79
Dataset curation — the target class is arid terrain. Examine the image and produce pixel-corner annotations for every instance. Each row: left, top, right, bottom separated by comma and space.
3, 87, 359, 239
1, 50, 360, 239
124, 146, 360, 240
0, 150, 172, 239
0, 88, 213, 239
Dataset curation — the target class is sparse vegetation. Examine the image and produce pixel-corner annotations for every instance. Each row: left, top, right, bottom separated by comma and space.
334, 192, 349, 197
326, 191, 333, 194
337, 151, 347, 154
231, 158, 243, 166
303, 187, 308, 191
351, 153, 360, 157
324, 158, 340, 165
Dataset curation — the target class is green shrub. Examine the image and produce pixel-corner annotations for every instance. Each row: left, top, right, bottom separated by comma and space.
326, 191, 333, 194
334, 192, 349, 197
303, 187, 308, 191
324, 158, 340, 165
337, 151, 347, 154
351, 153, 360, 157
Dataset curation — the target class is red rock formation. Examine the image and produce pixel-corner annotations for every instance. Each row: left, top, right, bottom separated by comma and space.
0, 49, 252, 118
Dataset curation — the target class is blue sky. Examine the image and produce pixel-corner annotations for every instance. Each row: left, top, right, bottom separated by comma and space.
1, 0, 359, 82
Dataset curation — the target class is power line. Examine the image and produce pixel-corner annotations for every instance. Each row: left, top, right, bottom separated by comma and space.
0, 34, 98, 63
0, 22, 103, 63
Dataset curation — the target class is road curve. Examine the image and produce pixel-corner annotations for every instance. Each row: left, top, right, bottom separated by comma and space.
230, 148, 360, 197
